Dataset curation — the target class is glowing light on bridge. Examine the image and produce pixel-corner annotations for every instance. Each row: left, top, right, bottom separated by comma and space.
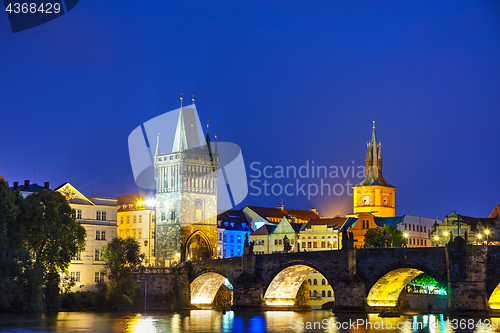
488, 283, 500, 310
366, 268, 424, 307
264, 264, 315, 306
191, 273, 230, 305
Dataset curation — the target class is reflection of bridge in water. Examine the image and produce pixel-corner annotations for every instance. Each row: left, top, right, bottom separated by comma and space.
136, 243, 500, 314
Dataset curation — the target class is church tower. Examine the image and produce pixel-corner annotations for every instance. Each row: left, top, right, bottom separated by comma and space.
352, 120, 396, 217
154, 95, 219, 267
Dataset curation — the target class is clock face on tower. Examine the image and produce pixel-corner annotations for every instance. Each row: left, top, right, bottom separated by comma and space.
363, 195, 371, 205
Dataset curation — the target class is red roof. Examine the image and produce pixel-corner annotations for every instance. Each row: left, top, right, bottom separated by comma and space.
246, 205, 320, 221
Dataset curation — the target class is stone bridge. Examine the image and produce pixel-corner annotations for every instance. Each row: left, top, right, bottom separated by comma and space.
140, 242, 500, 314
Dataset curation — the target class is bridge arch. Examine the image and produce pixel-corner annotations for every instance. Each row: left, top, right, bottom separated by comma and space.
365, 263, 446, 307
263, 260, 334, 307
190, 272, 233, 307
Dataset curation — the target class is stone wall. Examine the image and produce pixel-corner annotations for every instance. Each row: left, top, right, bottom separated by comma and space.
214, 284, 232, 309
134, 271, 176, 310
398, 290, 448, 312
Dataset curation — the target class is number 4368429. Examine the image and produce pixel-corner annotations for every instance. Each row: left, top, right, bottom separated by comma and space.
6, 3, 61, 14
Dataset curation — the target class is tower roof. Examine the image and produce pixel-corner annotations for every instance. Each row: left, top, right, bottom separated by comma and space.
172, 104, 202, 153
355, 120, 393, 187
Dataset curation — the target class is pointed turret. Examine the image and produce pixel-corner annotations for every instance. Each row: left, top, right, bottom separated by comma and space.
155, 134, 160, 156
214, 134, 219, 156
356, 121, 393, 187
171, 93, 201, 153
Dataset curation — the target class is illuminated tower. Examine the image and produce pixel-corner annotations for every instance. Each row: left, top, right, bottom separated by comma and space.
352, 120, 396, 217
154, 95, 219, 267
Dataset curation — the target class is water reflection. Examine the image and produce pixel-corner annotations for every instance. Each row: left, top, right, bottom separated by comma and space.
0, 311, 499, 333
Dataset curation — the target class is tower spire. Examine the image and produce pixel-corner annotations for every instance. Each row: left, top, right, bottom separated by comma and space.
155, 133, 160, 156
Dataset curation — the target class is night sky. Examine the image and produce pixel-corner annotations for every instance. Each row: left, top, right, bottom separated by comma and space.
1, 1, 499, 220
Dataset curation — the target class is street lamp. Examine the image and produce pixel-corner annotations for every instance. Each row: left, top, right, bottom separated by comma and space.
404, 233, 408, 247
434, 235, 438, 246
485, 230, 490, 245
478, 234, 482, 244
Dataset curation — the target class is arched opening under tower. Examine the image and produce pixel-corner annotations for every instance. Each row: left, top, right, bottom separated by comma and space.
191, 273, 233, 309
185, 232, 211, 261
264, 264, 333, 309
367, 268, 445, 308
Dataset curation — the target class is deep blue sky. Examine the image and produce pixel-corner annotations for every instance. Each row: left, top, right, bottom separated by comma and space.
1, 0, 499, 220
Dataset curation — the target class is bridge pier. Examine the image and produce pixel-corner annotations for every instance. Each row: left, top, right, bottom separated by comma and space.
447, 241, 488, 315
332, 273, 366, 312
232, 254, 265, 310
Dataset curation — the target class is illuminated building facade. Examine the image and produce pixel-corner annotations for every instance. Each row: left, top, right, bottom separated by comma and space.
54, 183, 117, 291
154, 101, 219, 267
216, 210, 253, 258
117, 194, 156, 265
431, 209, 500, 246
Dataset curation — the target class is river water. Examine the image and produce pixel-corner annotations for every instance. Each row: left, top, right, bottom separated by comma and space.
0, 310, 499, 333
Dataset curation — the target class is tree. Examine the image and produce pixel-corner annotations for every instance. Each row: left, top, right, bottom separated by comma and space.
0, 177, 20, 256
19, 190, 86, 272
100, 237, 145, 310
363, 225, 407, 248
384, 224, 407, 248
364, 228, 384, 247
17, 190, 86, 312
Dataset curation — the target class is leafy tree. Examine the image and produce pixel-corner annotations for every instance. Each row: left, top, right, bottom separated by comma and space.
100, 237, 145, 310
363, 224, 407, 247
0, 177, 20, 256
364, 227, 384, 247
19, 190, 86, 271
383, 224, 407, 248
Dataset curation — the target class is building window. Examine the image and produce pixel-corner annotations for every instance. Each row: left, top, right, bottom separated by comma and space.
95, 249, 101, 261
279, 239, 282, 245
138, 230, 142, 238
308, 242, 312, 248
96, 230, 100, 240
413, 224, 415, 231
417, 239, 420, 245
405, 223, 407, 230
77, 210, 82, 219
102, 212, 106, 221
424, 226, 426, 233
171, 211, 176, 221
321, 279, 326, 285
424, 240, 427, 246
219, 232, 222, 241
313, 290, 318, 297
313, 279, 317, 285
223, 248, 227, 257
96, 211, 101, 220
133, 229, 137, 238
291, 239, 294, 245
127, 216, 130, 224
321, 241, 325, 248
327, 290, 332, 297
308, 279, 312, 285
72, 252, 81, 260
237, 236, 241, 243
261, 240, 265, 245
313, 242, 317, 248
230, 235, 234, 243
139, 215, 142, 223
70, 272, 81, 282
275, 240, 278, 245
230, 248, 234, 257
322, 290, 326, 297
133, 215, 137, 223
95, 272, 105, 283
120, 216, 124, 224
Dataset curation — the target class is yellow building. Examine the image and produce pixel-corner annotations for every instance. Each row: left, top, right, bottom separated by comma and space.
117, 194, 156, 265
298, 218, 343, 251
307, 271, 334, 309
250, 216, 300, 254
352, 121, 396, 217
54, 183, 118, 292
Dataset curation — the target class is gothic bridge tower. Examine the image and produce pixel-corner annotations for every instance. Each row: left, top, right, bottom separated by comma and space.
154, 95, 219, 267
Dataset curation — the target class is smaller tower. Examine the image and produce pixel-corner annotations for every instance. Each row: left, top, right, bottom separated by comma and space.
352, 120, 396, 217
